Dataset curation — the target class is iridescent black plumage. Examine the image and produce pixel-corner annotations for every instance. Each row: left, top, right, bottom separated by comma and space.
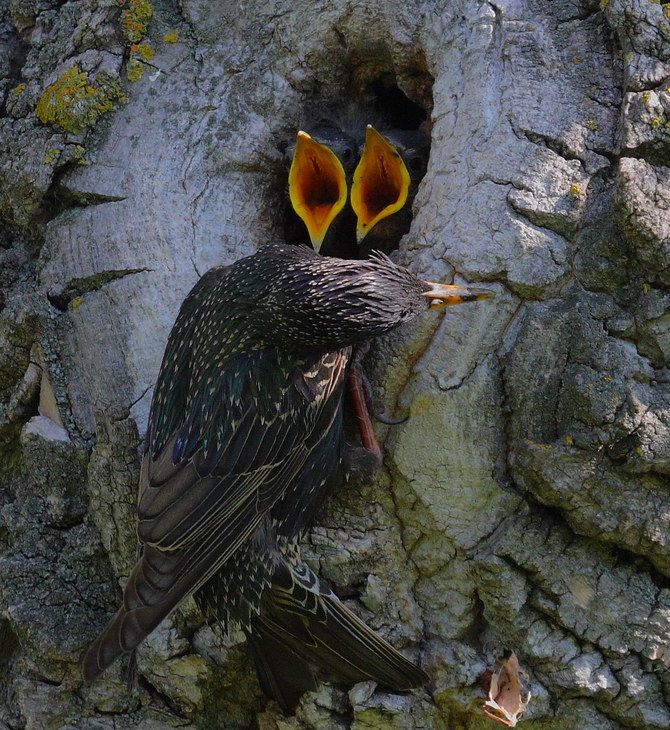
83, 244, 491, 708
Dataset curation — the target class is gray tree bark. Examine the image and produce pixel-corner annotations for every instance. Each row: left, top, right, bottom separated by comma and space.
1, 0, 669, 728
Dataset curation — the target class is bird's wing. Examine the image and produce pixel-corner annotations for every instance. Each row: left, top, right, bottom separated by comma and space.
83, 346, 350, 680
138, 347, 348, 550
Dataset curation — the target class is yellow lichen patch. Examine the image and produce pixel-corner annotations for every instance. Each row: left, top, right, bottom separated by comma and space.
651, 116, 664, 129
569, 184, 581, 198
127, 42, 155, 82
121, 0, 154, 43
44, 149, 61, 165
14, 83, 26, 95
71, 297, 84, 308
35, 66, 125, 134
599, 0, 609, 7
131, 42, 154, 60
164, 29, 180, 43
565, 435, 574, 445
586, 119, 598, 131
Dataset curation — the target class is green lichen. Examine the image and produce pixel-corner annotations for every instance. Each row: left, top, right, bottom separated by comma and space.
0, 180, 44, 226
44, 149, 61, 165
71, 145, 87, 165
127, 59, 143, 82
599, 0, 609, 7
120, 0, 154, 44
586, 119, 598, 131
35, 66, 126, 134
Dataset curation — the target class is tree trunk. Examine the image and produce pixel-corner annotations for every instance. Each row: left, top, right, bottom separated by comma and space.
1, 0, 669, 728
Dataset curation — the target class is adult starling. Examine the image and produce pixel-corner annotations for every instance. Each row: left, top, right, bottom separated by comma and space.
82, 244, 492, 709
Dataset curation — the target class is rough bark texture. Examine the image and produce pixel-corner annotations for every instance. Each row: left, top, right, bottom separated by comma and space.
1, 0, 669, 728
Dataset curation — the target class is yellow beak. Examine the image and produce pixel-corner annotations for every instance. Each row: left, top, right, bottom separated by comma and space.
351, 125, 411, 244
288, 131, 347, 252
422, 282, 494, 309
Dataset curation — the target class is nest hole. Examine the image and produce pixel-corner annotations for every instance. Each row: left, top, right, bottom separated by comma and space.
280, 67, 432, 261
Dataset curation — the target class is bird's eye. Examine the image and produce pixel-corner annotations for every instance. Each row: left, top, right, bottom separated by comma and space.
341, 148, 353, 162
409, 156, 425, 172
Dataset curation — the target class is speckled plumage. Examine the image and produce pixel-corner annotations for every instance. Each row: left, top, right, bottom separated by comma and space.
83, 244, 440, 705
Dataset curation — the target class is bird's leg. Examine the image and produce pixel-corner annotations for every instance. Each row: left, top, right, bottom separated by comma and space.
348, 364, 382, 462
348, 343, 408, 460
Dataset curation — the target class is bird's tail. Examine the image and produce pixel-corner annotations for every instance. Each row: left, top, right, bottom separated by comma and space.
248, 561, 427, 712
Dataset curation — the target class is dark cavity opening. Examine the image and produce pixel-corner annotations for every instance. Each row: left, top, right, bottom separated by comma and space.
281, 73, 432, 261
369, 77, 428, 131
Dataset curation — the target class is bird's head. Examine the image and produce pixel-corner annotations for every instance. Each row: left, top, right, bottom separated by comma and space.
244, 245, 493, 353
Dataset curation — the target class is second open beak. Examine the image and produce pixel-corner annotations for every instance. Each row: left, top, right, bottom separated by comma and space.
351, 125, 411, 244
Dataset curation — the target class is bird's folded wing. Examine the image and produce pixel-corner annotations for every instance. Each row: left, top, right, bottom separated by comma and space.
137, 348, 348, 551
83, 349, 349, 680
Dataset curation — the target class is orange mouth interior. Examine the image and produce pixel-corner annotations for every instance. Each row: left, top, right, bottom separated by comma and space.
289, 131, 347, 251
351, 126, 410, 243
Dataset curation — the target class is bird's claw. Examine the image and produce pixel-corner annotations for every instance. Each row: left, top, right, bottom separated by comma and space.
373, 411, 409, 426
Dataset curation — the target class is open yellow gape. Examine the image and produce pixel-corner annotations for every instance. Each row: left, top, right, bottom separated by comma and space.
351, 125, 411, 243
288, 131, 347, 251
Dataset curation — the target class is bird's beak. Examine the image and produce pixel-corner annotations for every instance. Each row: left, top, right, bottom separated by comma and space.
289, 131, 347, 252
422, 282, 494, 309
351, 125, 411, 244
